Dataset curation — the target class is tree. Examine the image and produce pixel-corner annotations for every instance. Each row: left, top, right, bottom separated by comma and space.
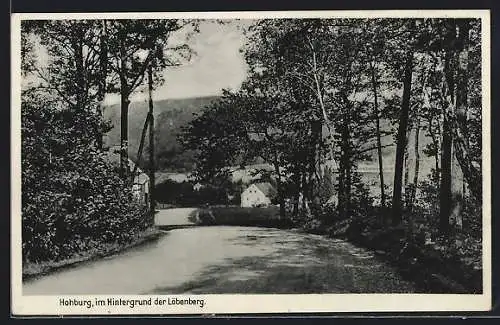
391, 49, 414, 226
105, 19, 193, 178
437, 18, 480, 236
19, 19, 201, 262
369, 59, 386, 207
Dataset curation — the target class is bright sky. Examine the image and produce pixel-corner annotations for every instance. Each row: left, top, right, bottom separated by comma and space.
104, 20, 250, 104
25, 20, 251, 104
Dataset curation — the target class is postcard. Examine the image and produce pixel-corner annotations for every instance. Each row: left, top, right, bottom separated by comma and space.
11, 10, 491, 315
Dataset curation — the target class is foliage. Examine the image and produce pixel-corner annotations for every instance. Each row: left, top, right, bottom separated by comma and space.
18, 19, 199, 263
181, 18, 482, 249
21, 92, 150, 263
196, 206, 286, 228
154, 179, 241, 207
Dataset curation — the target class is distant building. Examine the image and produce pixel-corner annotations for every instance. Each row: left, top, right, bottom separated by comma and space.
131, 168, 150, 208
241, 182, 277, 208
103, 148, 150, 208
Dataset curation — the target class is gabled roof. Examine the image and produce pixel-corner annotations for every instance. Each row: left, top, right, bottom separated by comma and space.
103, 150, 149, 185
134, 172, 149, 185
252, 182, 277, 199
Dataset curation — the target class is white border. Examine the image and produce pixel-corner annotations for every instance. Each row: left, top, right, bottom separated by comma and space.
11, 10, 492, 315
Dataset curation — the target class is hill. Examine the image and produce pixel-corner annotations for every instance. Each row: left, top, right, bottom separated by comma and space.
103, 96, 221, 172
103, 96, 437, 188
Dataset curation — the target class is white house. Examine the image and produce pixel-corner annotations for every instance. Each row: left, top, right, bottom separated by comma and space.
104, 148, 150, 208
131, 168, 150, 207
241, 182, 277, 208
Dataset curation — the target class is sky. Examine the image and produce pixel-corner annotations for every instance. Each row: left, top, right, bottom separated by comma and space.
24, 20, 251, 104
104, 20, 250, 105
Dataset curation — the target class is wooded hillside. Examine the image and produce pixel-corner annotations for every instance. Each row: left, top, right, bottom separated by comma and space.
103, 96, 220, 171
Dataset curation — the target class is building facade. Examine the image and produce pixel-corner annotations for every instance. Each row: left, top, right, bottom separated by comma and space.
241, 182, 277, 208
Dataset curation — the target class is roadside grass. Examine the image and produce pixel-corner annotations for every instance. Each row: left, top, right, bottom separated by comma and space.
22, 227, 164, 281
348, 227, 482, 294
194, 206, 292, 228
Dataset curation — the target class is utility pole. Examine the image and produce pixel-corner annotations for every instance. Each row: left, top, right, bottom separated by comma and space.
148, 64, 156, 221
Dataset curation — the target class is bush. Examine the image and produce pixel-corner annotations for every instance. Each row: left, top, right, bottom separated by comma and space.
154, 179, 243, 207
22, 96, 150, 263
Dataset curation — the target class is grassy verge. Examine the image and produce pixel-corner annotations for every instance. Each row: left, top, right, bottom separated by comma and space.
22, 227, 164, 281
194, 206, 293, 228
307, 220, 482, 294
350, 228, 482, 293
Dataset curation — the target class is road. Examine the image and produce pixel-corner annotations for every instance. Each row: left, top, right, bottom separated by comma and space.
154, 207, 198, 227
23, 210, 416, 294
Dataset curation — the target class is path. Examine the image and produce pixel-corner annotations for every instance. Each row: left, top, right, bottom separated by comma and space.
154, 207, 198, 227
23, 225, 416, 295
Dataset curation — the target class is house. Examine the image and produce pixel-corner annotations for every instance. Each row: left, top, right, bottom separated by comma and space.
131, 168, 150, 208
241, 182, 277, 208
103, 148, 151, 208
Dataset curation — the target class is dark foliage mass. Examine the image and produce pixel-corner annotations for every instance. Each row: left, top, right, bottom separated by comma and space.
20, 19, 190, 263
196, 206, 286, 228
22, 92, 150, 263
154, 176, 243, 207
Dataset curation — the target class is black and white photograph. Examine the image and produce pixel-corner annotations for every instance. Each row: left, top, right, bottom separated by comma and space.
11, 10, 491, 314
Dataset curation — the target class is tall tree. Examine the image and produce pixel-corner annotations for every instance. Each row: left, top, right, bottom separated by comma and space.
392, 49, 414, 226
369, 60, 386, 207
439, 19, 479, 234
23, 20, 113, 148
25, 21, 102, 107
147, 64, 156, 218
106, 20, 193, 178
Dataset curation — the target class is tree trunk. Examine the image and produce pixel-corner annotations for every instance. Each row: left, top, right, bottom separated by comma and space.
410, 116, 421, 208
345, 123, 352, 220
119, 38, 130, 179
439, 115, 453, 236
452, 20, 481, 202
148, 64, 156, 220
273, 151, 286, 219
338, 114, 351, 219
120, 94, 130, 179
451, 148, 464, 231
370, 61, 386, 208
96, 19, 108, 150
310, 42, 337, 170
131, 112, 150, 185
72, 34, 85, 108
440, 19, 474, 237
292, 172, 300, 216
439, 47, 455, 237
403, 134, 410, 205
299, 169, 310, 215
427, 115, 441, 184
449, 20, 471, 231
309, 120, 322, 204
391, 50, 414, 226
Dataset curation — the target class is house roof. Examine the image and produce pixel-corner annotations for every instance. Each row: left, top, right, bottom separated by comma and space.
253, 182, 277, 198
230, 163, 275, 184
103, 150, 149, 185
134, 172, 149, 185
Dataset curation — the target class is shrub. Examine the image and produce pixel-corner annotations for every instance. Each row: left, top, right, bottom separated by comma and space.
196, 206, 287, 228
22, 96, 150, 263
